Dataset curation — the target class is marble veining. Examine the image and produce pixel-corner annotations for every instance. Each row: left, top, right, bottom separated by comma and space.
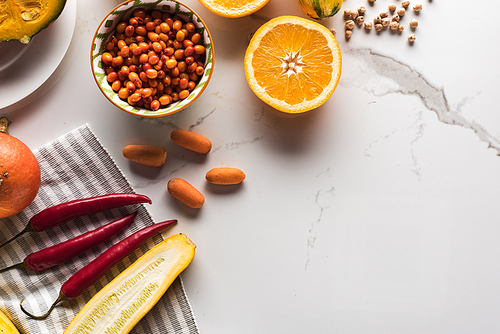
306, 168, 335, 270
342, 48, 500, 155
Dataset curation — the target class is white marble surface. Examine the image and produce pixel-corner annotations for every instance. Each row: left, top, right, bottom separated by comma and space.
2, 0, 500, 333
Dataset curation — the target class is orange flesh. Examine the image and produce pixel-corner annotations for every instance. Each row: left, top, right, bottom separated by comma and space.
251, 23, 334, 106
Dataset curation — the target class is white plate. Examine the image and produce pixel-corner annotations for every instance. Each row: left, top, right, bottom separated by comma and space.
0, 0, 77, 109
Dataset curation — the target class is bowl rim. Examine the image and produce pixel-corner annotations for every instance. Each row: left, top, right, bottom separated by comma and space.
90, 0, 215, 118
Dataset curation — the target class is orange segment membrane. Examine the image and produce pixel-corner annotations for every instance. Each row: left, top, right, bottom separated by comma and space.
252, 23, 335, 105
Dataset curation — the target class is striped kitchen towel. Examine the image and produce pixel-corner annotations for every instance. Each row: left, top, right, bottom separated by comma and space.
0, 124, 199, 334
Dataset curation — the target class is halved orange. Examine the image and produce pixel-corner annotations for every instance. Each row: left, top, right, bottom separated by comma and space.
244, 16, 342, 114
198, 0, 269, 18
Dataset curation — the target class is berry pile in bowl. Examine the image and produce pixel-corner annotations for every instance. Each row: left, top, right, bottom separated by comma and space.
91, 0, 214, 118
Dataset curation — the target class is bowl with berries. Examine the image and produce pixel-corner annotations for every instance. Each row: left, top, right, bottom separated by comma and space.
91, 0, 214, 117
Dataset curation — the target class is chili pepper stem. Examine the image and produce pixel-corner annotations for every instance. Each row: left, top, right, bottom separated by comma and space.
0, 262, 26, 274
0, 225, 33, 249
20, 290, 66, 320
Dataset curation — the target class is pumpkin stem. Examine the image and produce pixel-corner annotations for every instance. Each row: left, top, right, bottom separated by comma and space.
0, 117, 10, 135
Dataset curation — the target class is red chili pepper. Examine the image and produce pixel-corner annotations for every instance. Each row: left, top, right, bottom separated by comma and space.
20, 218, 177, 319
29, 193, 152, 232
0, 193, 151, 249
0, 212, 138, 274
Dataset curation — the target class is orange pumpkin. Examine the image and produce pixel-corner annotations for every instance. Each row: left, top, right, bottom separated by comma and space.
0, 117, 41, 219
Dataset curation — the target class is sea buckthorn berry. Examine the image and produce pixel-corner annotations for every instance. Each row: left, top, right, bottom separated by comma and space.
120, 66, 130, 76
112, 80, 121, 91
116, 22, 127, 34
139, 53, 149, 64
195, 66, 204, 76
135, 25, 147, 36
120, 46, 130, 57
165, 59, 177, 69
106, 41, 114, 51
146, 69, 158, 79
151, 100, 160, 111
102, 52, 113, 64
178, 61, 187, 72
125, 25, 135, 37
148, 54, 160, 65
129, 92, 142, 103
179, 90, 190, 99
118, 88, 130, 99
146, 21, 156, 31
159, 95, 172, 105
173, 20, 182, 31
141, 88, 153, 98
159, 33, 169, 42
126, 81, 136, 93
148, 32, 160, 42
118, 71, 127, 82
129, 17, 139, 27
171, 77, 180, 86
176, 30, 185, 42
113, 56, 124, 67
189, 72, 198, 81
186, 22, 195, 33
160, 22, 170, 33
194, 45, 205, 55
191, 33, 201, 44
163, 76, 171, 86
174, 49, 184, 59
179, 78, 188, 89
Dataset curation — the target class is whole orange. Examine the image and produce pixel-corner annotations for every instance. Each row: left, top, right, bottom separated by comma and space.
0, 117, 41, 219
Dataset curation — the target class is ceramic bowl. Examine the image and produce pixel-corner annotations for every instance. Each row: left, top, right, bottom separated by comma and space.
91, 0, 214, 117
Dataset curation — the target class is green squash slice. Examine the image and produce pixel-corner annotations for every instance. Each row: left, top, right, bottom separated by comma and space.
0, 0, 67, 43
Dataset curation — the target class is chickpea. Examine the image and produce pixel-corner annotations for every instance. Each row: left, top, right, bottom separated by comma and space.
345, 20, 355, 30
413, 4, 422, 11
408, 34, 416, 42
409, 19, 418, 28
